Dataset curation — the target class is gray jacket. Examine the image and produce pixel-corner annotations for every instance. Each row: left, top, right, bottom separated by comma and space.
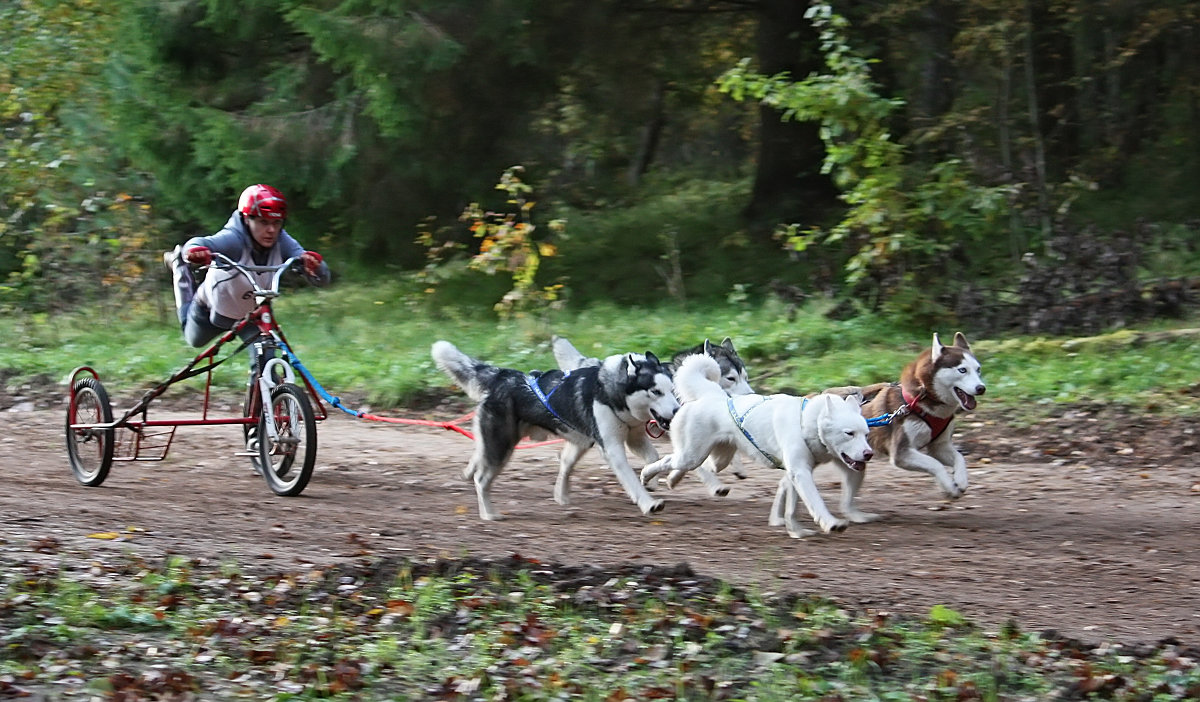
184, 212, 330, 321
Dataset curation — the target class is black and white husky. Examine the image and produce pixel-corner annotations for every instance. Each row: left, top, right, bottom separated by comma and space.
431, 341, 680, 521
552, 335, 753, 396
552, 334, 755, 491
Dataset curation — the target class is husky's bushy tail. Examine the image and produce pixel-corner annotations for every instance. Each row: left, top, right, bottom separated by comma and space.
674, 354, 727, 404
551, 335, 600, 371
431, 341, 498, 402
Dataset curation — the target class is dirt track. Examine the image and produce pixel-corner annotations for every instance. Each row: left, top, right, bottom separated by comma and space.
4, 395, 1200, 648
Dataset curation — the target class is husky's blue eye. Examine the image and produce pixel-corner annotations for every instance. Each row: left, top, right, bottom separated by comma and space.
958, 367, 967, 374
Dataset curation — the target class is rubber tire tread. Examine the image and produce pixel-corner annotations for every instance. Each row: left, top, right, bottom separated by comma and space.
66, 378, 115, 487
258, 383, 316, 497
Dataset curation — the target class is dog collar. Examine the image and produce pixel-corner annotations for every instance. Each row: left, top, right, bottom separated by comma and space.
901, 387, 952, 443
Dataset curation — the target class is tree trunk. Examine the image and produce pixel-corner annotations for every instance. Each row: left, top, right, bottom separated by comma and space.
743, 0, 837, 224
910, 1, 958, 145
1022, 1, 1051, 236
627, 79, 667, 186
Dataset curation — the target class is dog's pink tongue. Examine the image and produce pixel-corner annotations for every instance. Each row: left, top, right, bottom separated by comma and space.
964, 394, 977, 410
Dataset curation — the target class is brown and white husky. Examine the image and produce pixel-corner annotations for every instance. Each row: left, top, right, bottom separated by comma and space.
834, 332, 986, 499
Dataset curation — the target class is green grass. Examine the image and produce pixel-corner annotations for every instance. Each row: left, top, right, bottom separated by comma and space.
2, 553, 1196, 700
4, 281, 1200, 420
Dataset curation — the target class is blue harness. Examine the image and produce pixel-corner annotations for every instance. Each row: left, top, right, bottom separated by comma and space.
526, 372, 572, 428
866, 407, 907, 427
862, 384, 911, 427
728, 396, 801, 469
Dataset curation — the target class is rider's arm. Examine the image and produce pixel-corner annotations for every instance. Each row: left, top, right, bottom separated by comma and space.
278, 233, 331, 286
183, 215, 249, 263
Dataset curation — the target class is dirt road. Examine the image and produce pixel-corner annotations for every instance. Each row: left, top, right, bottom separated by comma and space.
4, 395, 1199, 647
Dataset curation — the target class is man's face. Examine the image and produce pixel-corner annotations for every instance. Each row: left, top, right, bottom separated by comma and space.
247, 215, 284, 249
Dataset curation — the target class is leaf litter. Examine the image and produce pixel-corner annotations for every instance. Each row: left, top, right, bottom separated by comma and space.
2, 549, 1199, 700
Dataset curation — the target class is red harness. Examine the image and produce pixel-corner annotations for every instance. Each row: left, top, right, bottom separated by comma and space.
900, 388, 953, 443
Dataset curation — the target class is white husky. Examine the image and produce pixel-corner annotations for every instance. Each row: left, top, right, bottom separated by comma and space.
640, 355, 876, 537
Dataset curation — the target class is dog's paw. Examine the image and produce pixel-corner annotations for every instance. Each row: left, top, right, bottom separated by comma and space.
710, 485, 730, 498
940, 484, 965, 500
665, 471, 686, 489
820, 518, 849, 534
641, 499, 665, 515
786, 525, 818, 539
732, 469, 749, 480
845, 510, 882, 524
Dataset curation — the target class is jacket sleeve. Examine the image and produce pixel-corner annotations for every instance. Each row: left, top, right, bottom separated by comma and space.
279, 232, 331, 287
183, 214, 248, 261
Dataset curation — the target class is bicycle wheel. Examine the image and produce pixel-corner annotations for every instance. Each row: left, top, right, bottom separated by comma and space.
257, 383, 316, 496
66, 378, 115, 487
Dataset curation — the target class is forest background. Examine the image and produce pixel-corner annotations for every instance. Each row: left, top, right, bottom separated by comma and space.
2, 0, 1199, 333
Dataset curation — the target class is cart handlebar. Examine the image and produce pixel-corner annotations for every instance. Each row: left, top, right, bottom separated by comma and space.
206, 252, 303, 299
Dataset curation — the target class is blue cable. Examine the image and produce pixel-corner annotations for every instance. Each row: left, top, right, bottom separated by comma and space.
278, 340, 362, 417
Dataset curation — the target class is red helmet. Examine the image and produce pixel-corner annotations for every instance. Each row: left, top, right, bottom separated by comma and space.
237, 184, 287, 220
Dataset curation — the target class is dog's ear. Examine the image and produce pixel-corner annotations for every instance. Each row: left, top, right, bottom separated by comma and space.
702, 339, 714, 356
931, 332, 944, 361
839, 389, 865, 407
721, 337, 736, 352
953, 331, 971, 352
644, 351, 660, 366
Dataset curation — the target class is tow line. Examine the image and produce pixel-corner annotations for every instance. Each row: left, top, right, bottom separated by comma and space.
278, 341, 562, 447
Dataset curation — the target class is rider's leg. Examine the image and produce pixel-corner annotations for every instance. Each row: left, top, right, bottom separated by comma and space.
181, 302, 227, 348
163, 246, 196, 327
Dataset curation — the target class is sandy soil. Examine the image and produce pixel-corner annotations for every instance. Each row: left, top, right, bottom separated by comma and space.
4, 389, 1200, 648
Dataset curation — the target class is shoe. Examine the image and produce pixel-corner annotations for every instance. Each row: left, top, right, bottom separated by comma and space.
163, 245, 181, 271
246, 426, 263, 473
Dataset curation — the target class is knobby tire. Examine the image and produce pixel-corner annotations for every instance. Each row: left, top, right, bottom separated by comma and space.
66, 378, 115, 487
257, 383, 316, 496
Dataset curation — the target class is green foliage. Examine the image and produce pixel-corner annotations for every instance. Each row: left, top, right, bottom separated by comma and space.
418, 166, 567, 319
0, 0, 165, 312
543, 174, 795, 307
717, 4, 1015, 309
928, 604, 968, 628
4, 0, 1200, 336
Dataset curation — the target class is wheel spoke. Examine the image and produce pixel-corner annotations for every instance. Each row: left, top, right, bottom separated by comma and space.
66, 379, 114, 487
257, 384, 316, 496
